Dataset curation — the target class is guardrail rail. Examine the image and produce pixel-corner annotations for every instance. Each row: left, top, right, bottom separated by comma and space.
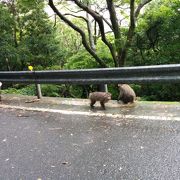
0, 64, 180, 84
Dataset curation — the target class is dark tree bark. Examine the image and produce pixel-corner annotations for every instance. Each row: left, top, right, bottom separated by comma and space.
73, 0, 117, 67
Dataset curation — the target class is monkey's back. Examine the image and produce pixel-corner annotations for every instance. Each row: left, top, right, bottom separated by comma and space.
89, 92, 111, 103
119, 84, 136, 103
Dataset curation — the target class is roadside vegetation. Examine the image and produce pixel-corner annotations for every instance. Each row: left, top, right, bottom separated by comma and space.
0, 0, 179, 101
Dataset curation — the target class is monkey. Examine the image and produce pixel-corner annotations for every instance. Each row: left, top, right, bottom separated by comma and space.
89, 92, 111, 109
117, 84, 136, 104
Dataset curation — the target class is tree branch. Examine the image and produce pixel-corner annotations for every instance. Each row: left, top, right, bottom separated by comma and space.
102, 16, 112, 30
65, 1, 98, 51
91, 18, 112, 30
64, 6, 84, 14
64, 13, 95, 51
118, 0, 135, 66
129, 0, 135, 33
135, 0, 153, 19
53, 14, 57, 27
86, 12, 96, 51
48, 0, 107, 68
106, 0, 121, 39
64, 13, 88, 23
73, 0, 117, 67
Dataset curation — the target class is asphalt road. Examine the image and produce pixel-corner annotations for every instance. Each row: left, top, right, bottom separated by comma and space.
0, 108, 180, 180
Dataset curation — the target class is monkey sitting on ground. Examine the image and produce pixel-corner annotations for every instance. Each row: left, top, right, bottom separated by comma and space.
89, 92, 111, 110
117, 84, 136, 104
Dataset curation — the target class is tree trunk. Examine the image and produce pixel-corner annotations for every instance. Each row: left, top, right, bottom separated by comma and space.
98, 84, 108, 92
86, 11, 96, 52
118, 48, 127, 67
5, 58, 11, 71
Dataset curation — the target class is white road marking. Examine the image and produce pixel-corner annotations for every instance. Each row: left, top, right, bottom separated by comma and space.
0, 104, 180, 121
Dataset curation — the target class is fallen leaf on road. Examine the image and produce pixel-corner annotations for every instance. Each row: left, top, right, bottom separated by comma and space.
2, 139, 7, 142
62, 161, 71, 166
17, 114, 29, 117
84, 139, 93, 144
48, 128, 63, 130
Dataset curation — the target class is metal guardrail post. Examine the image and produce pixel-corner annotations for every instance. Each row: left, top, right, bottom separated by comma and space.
36, 84, 42, 99
98, 84, 108, 92
33, 70, 42, 99
27, 65, 42, 99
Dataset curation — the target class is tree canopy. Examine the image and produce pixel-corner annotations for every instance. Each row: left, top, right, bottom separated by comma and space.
49, 0, 154, 67
0, 0, 63, 70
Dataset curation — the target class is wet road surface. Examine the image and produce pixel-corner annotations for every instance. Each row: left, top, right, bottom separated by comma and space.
0, 107, 180, 180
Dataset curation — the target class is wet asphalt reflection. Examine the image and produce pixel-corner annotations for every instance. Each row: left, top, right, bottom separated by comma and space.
0, 108, 180, 180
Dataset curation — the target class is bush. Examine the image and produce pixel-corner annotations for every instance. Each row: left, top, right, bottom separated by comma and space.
140, 84, 180, 101
41, 84, 60, 97
2, 85, 36, 96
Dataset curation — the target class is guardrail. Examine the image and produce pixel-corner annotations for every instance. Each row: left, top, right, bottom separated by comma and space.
0, 64, 180, 84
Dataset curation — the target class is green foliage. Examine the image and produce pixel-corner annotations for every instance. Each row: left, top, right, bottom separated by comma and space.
41, 84, 60, 97
2, 88, 20, 94
45, 65, 62, 70
130, 0, 180, 66
65, 39, 113, 69
21, 6, 63, 68
19, 85, 36, 95
128, 0, 180, 101
0, 4, 17, 70
139, 84, 180, 101
65, 50, 98, 69
126, 0, 180, 101
130, 84, 142, 97
2, 85, 36, 96
96, 40, 114, 67
108, 85, 119, 100
55, 21, 83, 64
0, 0, 65, 71
69, 85, 84, 98
18, 0, 45, 9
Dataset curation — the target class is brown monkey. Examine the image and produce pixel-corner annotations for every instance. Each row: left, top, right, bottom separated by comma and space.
117, 84, 136, 104
89, 92, 111, 109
